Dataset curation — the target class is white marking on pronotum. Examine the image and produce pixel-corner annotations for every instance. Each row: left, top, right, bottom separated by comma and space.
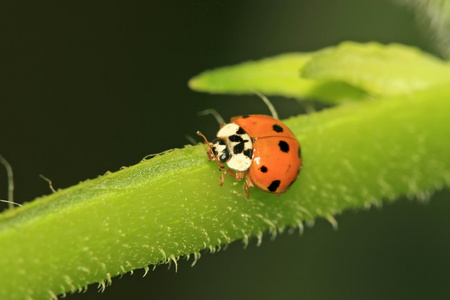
216, 123, 253, 171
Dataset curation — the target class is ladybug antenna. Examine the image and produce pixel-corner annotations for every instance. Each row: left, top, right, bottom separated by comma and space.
198, 109, 225, 125
196, 131, 210, 144
252, 90, 279, 120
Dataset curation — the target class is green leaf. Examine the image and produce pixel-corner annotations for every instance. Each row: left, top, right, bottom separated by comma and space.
188, 52, 368, 103
189, 43, 450, 102
301, 42, 450, 96
1, 84, 449, 299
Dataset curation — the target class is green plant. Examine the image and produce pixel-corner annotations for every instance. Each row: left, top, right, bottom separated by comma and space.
0, 40, 449, 299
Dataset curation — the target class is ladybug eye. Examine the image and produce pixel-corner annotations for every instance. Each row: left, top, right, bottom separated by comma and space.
218, 150, 230, 163
211, 146, 219, 157
212, 138, 230, 163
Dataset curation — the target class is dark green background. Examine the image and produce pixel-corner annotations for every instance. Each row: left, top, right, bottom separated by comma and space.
1, 1, 449, 299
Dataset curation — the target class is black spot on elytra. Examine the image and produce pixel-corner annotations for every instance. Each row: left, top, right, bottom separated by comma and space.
244, 148, 253, 159
259, 166, 268, 173
273, 124, 283, 133
268, 180, 281, 192
242, 115, 250, 118
233, 143, 244, 154
236, 127, 246, 134
298, 147, 302, 158
278, 140, 289, 153
229, 135, 243, 142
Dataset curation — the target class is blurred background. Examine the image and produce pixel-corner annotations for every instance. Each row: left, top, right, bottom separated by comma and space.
1, 0, 449, 299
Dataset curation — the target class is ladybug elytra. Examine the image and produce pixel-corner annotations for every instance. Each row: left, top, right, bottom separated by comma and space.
198, 114, 302, 198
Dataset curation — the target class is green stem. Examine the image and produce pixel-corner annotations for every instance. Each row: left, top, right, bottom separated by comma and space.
0, 85, 449, 299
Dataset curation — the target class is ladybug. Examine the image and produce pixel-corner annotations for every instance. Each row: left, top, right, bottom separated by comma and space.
197, 114, 302, 198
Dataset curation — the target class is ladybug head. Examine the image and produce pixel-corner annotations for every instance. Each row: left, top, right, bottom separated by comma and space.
211, 138, 230, 163
196, 131, 230, 165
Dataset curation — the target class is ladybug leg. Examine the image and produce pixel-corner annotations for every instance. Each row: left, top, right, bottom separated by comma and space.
219, 169, 244, 186
218, 170, 229, 186
243, 173, 254, 199
219, 170, 252, 199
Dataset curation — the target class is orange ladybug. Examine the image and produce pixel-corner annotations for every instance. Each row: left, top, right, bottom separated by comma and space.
198, 114, 302, 198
